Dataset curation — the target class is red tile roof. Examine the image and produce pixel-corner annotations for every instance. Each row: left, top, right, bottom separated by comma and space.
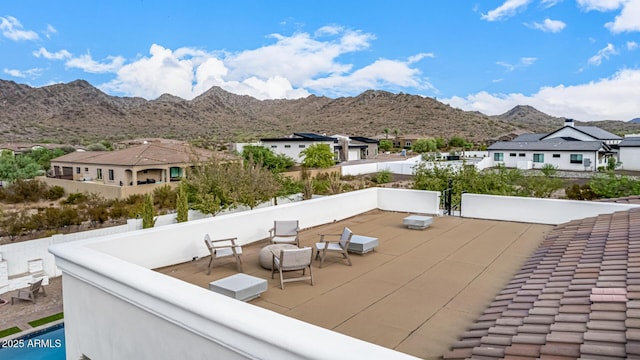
443, 207, 640, 360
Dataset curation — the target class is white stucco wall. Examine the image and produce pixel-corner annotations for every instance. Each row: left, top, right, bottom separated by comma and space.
619, 147, 640, 171
461, 193, 640, 225
490, 150, 600, 171
264, 140, 335, 163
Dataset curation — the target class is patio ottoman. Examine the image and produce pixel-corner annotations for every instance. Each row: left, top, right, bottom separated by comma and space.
209, 273, 268, 301
259, 244, 298, 270
348, 235, 379, 254
403, 215, 433, 230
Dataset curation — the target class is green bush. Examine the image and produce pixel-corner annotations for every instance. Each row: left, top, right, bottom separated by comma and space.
3, 179, 49, 203
62, 192, 87, 205
374, 170, 393, 184
46, 186, 65, 200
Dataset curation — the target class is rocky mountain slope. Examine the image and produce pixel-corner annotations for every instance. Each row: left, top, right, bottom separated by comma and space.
1, 79, 639, 144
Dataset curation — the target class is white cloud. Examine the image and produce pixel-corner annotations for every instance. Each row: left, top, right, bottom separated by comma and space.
0, 16, 39, 41
97, 27, 429, 101
629, 41, 639, 50
44, 24, 57, 39
577, 0, 626, 11
33, 47, 72, 60
481, 0, 532, 21
497, 57, 538, 71
605, 0, 640, 33
587, 43, 617, 65
529, 18, 567, 32
303, 58, 434, 98
443, 69, 640, 121
65, 53, 126, 73
3, 67, 42, 78
540, 0, 563, 8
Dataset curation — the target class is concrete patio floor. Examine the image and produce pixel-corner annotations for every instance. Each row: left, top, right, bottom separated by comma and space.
157, 210, 553, 359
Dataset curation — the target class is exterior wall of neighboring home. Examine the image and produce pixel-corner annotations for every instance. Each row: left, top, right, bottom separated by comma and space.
264, 140, 336, 163
42, 176, 179, 200
50, 161, 186, 186
544, 127, 598, 141
619, 147, 640, 171
489, 149, 600, 171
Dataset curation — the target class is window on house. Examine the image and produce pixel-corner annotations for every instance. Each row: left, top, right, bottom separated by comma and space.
284, 145, 291, 148
299, 145, 306, 148
570, 154, 583, 164
270, 145, 277, 148
494, 153, 504, 161
108, 169, 114, 181
97, 168, 103, 180
533, 153, 544, 163
518, 153, 525, 157
405, 141, 411, 147
84, 167, 89, 172
553, 154, 560, 158
76, 167, 81, 174
509, 153, 516, 157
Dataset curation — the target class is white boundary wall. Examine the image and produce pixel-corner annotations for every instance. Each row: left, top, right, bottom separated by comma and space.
461, 193, 640, 225
50, 187, 438, 360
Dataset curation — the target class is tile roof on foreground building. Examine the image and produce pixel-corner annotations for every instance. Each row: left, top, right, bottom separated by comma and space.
443, 206, 640, 359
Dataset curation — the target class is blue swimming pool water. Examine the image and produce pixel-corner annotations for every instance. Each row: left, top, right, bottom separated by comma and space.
0, 323, 65, 359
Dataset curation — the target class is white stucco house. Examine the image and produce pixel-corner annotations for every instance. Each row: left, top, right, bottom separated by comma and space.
259, 133, 379, 163
619, 136, 640, 171
487, 119, 620, 171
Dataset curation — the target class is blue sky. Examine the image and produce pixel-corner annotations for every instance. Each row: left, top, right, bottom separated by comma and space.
1, 1, 639, 121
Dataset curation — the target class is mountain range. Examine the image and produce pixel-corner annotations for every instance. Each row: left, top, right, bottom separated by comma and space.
1, 79, 639, 144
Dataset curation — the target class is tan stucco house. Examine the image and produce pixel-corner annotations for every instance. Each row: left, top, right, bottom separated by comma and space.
49, 142, 223, 186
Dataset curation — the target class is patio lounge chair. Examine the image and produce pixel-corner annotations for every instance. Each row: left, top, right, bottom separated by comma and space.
271, 247, 314, 289
11, 278, 46, 304
269, 220, 300, 247
204, 235, 243, 275
314, 227, 353, 268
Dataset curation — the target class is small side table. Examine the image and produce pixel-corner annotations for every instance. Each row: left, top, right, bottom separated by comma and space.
209, 273, 268, 302
403, 215, 433, 230
348, 235, 379, 254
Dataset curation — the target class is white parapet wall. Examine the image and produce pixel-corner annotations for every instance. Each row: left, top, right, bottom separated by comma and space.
461, 193, 640, 225
50, 187, 435, 360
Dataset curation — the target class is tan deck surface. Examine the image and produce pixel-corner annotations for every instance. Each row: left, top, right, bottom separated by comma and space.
157, 210, 553, 359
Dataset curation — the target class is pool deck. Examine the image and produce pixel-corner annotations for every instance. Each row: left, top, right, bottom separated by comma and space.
157, 210, 553, 359
0, 276, 63, 333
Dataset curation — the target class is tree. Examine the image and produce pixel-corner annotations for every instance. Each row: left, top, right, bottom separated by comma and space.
23, 148, 66, 171
448, 136, 466, 148
411, 138, 437, 153
232, 159, 281, 209
300, 144, 335, 168
0, 150, 42, 182
383, 128, 390, 139
176, 182, 189, 223
183, 158, 235, 216
379, 139, 393, 152
142, 194, 156, 229
241, 145, 294, 173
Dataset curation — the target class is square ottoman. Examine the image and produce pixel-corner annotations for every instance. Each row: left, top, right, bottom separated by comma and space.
403, 215, 433, 230
209, 273, 268, 301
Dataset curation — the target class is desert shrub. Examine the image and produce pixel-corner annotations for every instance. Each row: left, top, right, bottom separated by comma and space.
565, 184, 598, 200
3, 179, 49, 203
62, 192, 87, 205
153, 185, 176, 210
46, 186, 65, 200
540, 163, 557, 177
374, 170, 393, 184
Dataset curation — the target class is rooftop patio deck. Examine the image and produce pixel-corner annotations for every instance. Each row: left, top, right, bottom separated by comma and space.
157, 210, 553, 359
